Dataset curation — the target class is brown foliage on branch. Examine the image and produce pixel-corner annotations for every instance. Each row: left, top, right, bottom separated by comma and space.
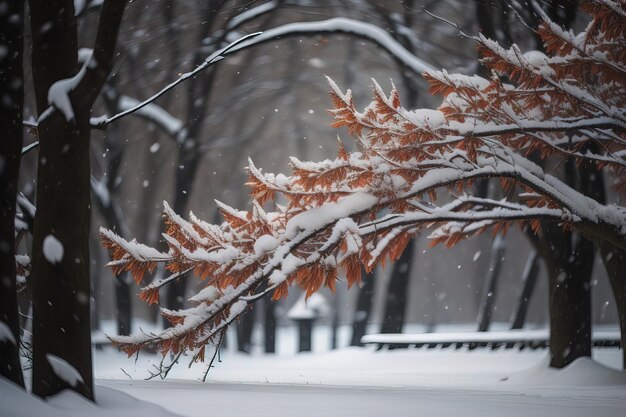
100, 0, 625, 376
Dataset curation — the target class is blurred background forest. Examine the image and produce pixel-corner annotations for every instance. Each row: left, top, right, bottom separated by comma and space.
16, 0, 620, 354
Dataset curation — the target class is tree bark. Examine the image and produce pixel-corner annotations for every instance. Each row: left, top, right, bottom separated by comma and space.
546, 240, 593, 368
162, 149, 200, 323
29, 0, 94, 399
98, 85, 133, 336
381, 239, 414, 334
510, 250, 541, 329
536, 152, 603, 368
29, 0, 126, 399
350, 269, 374, 346
0, 0, 25, 388
236, 309, 254, 353
598, 244, 626, 368
477, 236, 505, 331
264, 297, 276, 353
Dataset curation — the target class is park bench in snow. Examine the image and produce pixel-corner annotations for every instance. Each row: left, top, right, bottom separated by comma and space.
361, 329, 621, 350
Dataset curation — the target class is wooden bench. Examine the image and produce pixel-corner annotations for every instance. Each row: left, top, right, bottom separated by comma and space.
361, 329, 621, 350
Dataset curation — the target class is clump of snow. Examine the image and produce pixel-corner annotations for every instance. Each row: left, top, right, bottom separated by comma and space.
46, 354, 84, 388
287, 293, 329, 320
254, 234, 279, 256
46, 50, 95, 122
404, 108, 445, 128
188, 285, 220, 303
43, 234, 64, 264
0, 321, 16, 344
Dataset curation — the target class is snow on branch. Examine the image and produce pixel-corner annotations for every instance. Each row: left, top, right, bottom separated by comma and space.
95, 32, 262, 127
23, 32, 262, 155
228, 17, 437, 74
100, 1, 626, 378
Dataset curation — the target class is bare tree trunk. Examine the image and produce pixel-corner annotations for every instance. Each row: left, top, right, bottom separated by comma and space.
29, 1, 94, 399
98, 84, 134, 335
534, 152, 602, 368
381, 239, 414, 334
163, 148, 200, 324
546, 242, 593, 368
31, 94, 95, 399
350, 269, 374, 346
264, 298, 276, 353
598, 244, 626, 368
510, 250, 541, 329
378, 2, 420, 335
0, 0, 25, 388
163, 0, 227, 318
477, 236, 505, 331
29, 0, 126, 399
236, 310, 254, 353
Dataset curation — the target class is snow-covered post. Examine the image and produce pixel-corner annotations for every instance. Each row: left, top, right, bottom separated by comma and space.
287, 293, 328, 352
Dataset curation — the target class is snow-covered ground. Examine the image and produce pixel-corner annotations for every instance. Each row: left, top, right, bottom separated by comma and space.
94, 343, 625, 417
4, 325, 625, 417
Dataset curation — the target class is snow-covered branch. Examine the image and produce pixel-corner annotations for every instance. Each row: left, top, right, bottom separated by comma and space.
228, 17, 436, 74
100, 2, 626, 375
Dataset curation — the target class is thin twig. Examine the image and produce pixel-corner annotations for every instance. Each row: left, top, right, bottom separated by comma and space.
201, 330, 225, 382
100, 32, 262, 127
21, 32, 263, 155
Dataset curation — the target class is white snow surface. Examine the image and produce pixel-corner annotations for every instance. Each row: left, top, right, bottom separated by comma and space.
46, 354, 84, 388
0, 376, 178, 417
4, 324, 624, 417
92, 344, 625, 417
43, 234, 64, 264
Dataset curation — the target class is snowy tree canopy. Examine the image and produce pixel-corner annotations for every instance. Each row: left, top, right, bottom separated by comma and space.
101, 0, 625, 374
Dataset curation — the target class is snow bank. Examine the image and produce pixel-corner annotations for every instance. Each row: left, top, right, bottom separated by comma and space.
93, 345, 626, 417
0, 377, 179, 417
507, 355, 626, 387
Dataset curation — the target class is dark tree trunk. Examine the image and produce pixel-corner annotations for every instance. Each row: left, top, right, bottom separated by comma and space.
517, 0, 589, 369
97, 85, 132, 336
114, 278, 132, 335
236, 310, 254, 353
0, 0, 25, 388
30, 103, 95, 399
350, 269, 374, 346
376, 2, 420, 336
533, 152, 603, 368
546, 243, 593, 368
598, 245, 626, 368
510, 250, 541, 329
264, 298, 276, 353
29, 1, 94, 399
163, 1, 225, 320
29, 0, 126, 399
381, 239, 414, 334
477, 236, 505, 331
